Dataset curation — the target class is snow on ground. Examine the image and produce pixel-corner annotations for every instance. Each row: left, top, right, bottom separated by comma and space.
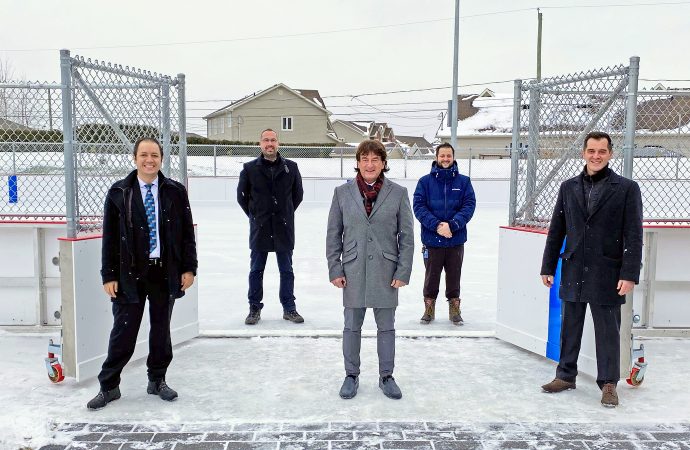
1, 200, 690, 449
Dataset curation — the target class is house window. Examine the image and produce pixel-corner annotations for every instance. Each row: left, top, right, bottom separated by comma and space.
209, 116, 227, 136
282, 117, 293, 131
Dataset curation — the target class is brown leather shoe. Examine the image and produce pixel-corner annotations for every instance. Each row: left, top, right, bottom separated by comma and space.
601, 383, 619, 407
541, 378, 576, 393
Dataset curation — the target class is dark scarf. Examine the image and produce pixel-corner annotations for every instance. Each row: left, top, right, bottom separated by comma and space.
356, 173, 384, 216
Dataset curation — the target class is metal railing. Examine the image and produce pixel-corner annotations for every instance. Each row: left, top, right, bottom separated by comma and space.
185, 145, 512, 180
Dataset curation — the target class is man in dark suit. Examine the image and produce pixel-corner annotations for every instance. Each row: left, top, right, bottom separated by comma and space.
237, 129, 304, 325
540, 131, 643, 407
87, 137, 197, 410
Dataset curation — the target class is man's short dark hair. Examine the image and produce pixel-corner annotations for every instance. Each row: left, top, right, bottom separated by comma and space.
260, 128, 278, 139
354, 139, 390, 173
583, 131, 612, 151
436, 143, 455, 156
133, 137, 163, 157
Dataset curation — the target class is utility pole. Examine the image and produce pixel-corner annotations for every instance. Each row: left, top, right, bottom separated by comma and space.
450, 0, 460, 150
537, 8, 543, 81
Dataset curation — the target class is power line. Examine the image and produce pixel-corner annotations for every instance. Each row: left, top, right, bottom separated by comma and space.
5, 1, 687, 52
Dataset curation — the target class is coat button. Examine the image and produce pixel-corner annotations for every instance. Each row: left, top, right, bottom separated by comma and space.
584, 267, 589, 272
368, 238, 372, 242
368, 255, 373, 260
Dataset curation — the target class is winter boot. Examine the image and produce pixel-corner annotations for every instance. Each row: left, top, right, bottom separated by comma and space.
449, 298, 463, 325
420, 298, 436, 324
245, 307, 261, 325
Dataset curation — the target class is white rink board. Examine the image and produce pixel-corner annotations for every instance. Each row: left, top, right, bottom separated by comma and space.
61, 232, 199, 382
187, 177, 510, 205
0, 223, 63, 326
496, 227, 599, 378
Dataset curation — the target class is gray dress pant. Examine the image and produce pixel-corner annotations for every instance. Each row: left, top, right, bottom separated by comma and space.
343, 307, 396, 377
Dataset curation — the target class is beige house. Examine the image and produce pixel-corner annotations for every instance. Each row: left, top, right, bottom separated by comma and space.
331, 120, 368, 143
204, 83, 338, 144
396, 135, 434, 157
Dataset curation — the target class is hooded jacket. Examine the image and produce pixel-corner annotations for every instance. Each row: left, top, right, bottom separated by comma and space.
413, 161, 476, 248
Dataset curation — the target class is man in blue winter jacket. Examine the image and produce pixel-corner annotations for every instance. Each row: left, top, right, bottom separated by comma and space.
413, 143, 476, 325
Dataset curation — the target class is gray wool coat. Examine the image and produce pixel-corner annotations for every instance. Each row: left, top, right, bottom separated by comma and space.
326, 178, 415, 308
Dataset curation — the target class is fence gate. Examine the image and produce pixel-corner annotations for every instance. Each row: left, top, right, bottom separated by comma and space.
60, 49, 187, 236
509, 57, 639, 227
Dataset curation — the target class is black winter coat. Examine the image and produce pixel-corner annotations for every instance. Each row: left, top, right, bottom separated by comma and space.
541, 167, 643, 305
101, 170, 198, 304
237, 154, 303, 252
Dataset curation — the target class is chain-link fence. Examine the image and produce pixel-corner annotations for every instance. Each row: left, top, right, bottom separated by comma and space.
631, 91, 690, 222
509, 57, 690, 227
0, 83, 65, 221
0, 50, 186, 236
185, 145, 511, 180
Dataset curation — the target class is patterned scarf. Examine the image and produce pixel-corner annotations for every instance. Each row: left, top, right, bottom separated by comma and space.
356, 173, 384, 216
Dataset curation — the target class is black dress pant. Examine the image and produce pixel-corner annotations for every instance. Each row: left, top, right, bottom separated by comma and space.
422, 245, 464, 299
556, 301, 621, 388
98, 265, 175, 391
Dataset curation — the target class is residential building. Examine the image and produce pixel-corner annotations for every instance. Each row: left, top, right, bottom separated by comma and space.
203, 83, 338, 144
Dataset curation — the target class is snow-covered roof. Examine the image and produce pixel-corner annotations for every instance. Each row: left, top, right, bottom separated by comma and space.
437, 93, 514, 138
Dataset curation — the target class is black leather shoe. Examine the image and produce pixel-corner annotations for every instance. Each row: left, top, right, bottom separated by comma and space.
86, 386, 121, 410
379, 375, 402, 399
339, 375, 359, 399
283, 310, 304, 323
147, 379, 178, 402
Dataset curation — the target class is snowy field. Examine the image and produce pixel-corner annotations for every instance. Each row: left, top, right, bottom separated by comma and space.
1, 200, 690, 449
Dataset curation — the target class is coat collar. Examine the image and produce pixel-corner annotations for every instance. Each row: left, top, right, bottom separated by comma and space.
112, 170, 173, 221
570, 167, 621, 218
347, 176, 393, 221
430, 161, 459, 180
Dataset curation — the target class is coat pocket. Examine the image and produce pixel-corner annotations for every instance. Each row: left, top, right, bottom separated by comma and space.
559, 250, 574, 261
602, 255, 623, 268
344, 240, 357, 252
382, 251, 399, 262
342, 250, 357, 264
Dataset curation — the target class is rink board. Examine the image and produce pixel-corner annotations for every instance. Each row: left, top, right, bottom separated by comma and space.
59, 230, 199, 382
496, 227, 606, 379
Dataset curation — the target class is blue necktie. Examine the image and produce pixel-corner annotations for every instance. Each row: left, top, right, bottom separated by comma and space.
144, 184, 157, 253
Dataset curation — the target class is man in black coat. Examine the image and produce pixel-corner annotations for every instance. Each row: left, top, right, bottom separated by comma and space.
540, 131, 643, 408
237, 129, 304, 325
87, 137, 197, 410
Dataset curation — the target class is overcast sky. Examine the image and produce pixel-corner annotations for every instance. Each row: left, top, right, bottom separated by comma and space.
2, 0, 689, 140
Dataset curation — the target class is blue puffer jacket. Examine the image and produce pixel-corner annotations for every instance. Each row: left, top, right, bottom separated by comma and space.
413, 161, 476, 248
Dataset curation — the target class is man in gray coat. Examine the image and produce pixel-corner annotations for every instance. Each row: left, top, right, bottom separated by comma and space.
326, 140, 414, 400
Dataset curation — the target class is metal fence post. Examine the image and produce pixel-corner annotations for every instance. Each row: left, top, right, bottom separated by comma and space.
404, 150, 408, 178
526, 85, 541, 222
509, 79, 523, 225
623, 56, 640, 180
60, 49, 77, 238
468, 148, 472, 178
161, 80, 172, 176
176, 74, 188, 188
213, 145, 217, 177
